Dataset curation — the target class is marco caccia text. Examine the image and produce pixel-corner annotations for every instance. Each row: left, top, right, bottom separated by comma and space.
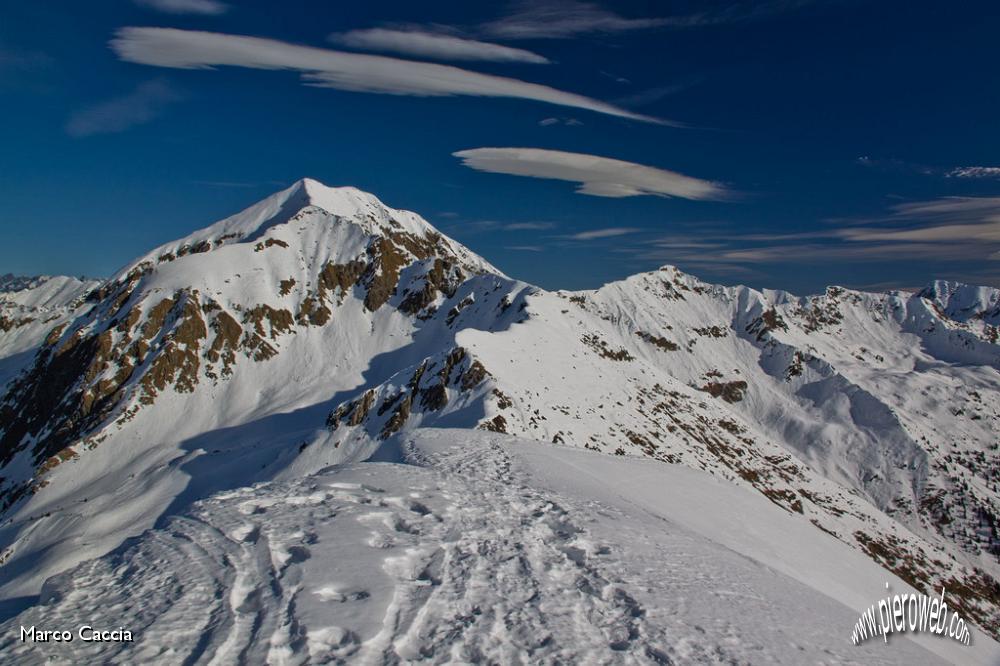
20, 625, 133, 643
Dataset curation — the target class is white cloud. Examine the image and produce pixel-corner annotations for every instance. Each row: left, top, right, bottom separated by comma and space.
110, 28, 661, 124
505, 245, 545, 251
568, 227, 641, 240
330, 29, 549, 64
134, 0, 228, 15
66, 80, 181, 137
452, 147, 728, 199
946, 166, 1000, 180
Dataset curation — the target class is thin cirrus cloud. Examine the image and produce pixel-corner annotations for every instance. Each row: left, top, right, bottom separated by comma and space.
834, 197, 1000, 245
452, 147, 728, 200
332, 1, 820, 51
481, 0, 671, 39
65, 79, 182, 137
946, 166, 1000, 180
538, 117, 583, 126
643, 196, 1000, 270
567, 227, 641, 240
329, 29, 550, 64
479, 0, 821, 39
110, 28, 662, 124
133, 0, 228, 15
456, 220, 556, 234
858, 156, 1000, 181
504, 222, 555, 230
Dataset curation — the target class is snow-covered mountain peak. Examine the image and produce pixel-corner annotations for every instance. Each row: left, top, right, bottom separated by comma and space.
0, 274, 46, 294
0, 275, 96, 309
292, 178, 393, 219
918, 279, 1000, 324
0, 181, 511, 528
112, 179, 502, 286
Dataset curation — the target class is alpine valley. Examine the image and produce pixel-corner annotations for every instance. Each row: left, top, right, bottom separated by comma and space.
1, 180, 999, 664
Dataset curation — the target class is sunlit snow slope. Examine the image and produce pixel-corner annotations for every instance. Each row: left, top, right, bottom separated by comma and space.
4, 430, 995, 665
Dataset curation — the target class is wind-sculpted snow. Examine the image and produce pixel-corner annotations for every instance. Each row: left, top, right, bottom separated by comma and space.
6, 430, 991, 665
1, 180, 999, 648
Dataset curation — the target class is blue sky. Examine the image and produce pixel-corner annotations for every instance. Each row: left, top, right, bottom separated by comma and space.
2, 0, 1000, 292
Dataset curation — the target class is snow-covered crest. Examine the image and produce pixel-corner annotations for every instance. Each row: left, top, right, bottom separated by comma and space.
116, 177, 502, 283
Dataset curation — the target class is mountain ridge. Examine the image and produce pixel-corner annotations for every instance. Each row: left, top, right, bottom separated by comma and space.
1, 179, 998, 643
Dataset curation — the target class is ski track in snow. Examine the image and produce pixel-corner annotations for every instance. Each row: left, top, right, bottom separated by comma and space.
2, 433, 951, 665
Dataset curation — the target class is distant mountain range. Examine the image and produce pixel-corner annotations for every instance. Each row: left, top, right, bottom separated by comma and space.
1, 179, 997, 660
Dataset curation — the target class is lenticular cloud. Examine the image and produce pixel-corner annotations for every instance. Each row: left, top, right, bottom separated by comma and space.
453, 147, 727, 199
110, 27, 662, 123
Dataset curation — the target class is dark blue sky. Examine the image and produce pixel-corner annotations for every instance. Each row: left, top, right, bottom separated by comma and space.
3, 0, 1000, 292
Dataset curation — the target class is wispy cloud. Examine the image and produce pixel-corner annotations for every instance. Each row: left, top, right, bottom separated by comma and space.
613, 196, 1000, 287
134, 0, 228, 15
946, 166, 1000, 180
711, 243, 974, 263
506, 245, 545, 251
65, 79, 181, 137
614, 81, 700, 108
329, 29, 550, 64
481, 0, 672, 39
454, 219, 556, 234
538, 116, 583, 126
453, 147, 729, 199
110, 28, 660, 124
333, 0, 821, 81
504, 221, 555, 230
479, 0, 822, 40
835, 197, 1000, 244
567, 227, 641, 240
858, 156, 1000, 180
644, 196, 1000, 269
